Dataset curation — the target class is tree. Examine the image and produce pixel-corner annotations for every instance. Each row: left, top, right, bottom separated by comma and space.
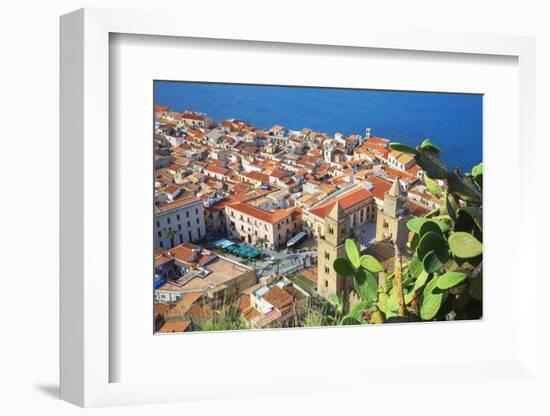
255, 237, 267, 260
164, 228, 179, 248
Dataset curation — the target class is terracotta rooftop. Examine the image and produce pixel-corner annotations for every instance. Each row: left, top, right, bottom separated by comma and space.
309, 187, 373, 218
157, 320, 191, 333
164, 293, 203, 321
155, 105, 170, 113
227, 202, 294, 224
263, 285, 293, 311
155, 195, 201, 213
205, 164, 229, 175
366, 176, 392, 201
181, 111, 207, 121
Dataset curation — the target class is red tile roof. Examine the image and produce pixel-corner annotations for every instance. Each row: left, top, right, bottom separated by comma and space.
263, 285, 293, 311
309, 187, 373, 218
227, 202, 293, 224
181, 111, 207, 121
155, 105, 170, 113
158, 320, 191, 333
156, 196, 201, 213
204, 164, 229, 175
366, 176, 392, 201
409, 200, 431, 217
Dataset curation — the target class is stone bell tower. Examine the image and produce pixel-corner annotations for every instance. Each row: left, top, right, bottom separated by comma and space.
375, 176, 412, 249
317, 201, 354, 301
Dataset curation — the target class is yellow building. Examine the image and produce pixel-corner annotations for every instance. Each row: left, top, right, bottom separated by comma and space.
317, 202, 354, 302
375, 176, 412, 249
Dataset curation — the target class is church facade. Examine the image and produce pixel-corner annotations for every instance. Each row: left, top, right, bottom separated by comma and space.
375, 176, 413, 249
317, 176, 412, 302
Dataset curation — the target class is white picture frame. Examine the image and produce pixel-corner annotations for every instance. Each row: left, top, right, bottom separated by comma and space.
60, 7, 541, 408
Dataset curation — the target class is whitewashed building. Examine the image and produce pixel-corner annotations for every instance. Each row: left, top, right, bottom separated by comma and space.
155, 196, 206, 249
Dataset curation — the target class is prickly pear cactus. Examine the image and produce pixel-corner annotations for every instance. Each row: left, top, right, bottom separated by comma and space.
333, 139, 483, 324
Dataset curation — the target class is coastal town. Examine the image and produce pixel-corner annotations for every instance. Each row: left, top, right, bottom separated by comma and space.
153, 105, 448, 333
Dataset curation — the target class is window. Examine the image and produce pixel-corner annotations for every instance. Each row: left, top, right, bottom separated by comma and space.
188, 231, 192, 241
178, 224, 182, 231
325, 251, 330, 260
157, 231, 161, 237
186, 221, 190, 228
325, 279, 329, 287
196, 218, 200, 224
186, 211, 190, 218
156, 220, 160, 227
159, 241, 164, 248
198, 229, 201, 239
167, 217, 171, 224
179, 235, 184, 244
195, 208, 199, 215
329, 226, 334, 235
176, 214, 180, 221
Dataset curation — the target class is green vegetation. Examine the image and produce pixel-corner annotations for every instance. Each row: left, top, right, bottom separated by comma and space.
287, 273, 317, 295
192, 304, 250, 331
334, 139, 483, 324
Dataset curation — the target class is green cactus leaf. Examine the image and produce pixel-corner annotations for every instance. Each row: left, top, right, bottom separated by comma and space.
409, 254, 423, 278
345, 239, 360, 268
407, 217, 427, 233
376, 292, 390, 316
471, 162, 483, 177
354, 268, 378, 304
349, 301, 370, 320
460, 206, 482, 231
341, 316, 362, 325
422, 250, 445, 273
370, 310, 385, 324
419, 219, 443, 237
408, 232, 420, 251
389, 142, 418, 154
448, 232, 483, 258
420, 138, 442, 154
437, 271, 468, 290
447, 172, 482, 205
329, 293, 341, 307
420, 275, 443, 320
416, 148, 449, 179
433, 218, 451, 234
333, 258, 355, 276
424, 172, 442, 195
360, 254, 384, 273
417, 231, 449, 262
412, 270, 430, 292
442, 190, 458, 223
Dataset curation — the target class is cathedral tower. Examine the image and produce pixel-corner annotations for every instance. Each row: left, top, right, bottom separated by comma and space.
375, 176, 412, 249
317, 202, 354, 301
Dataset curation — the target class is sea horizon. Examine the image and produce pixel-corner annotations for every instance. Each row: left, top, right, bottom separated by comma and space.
154, 81, 483, 171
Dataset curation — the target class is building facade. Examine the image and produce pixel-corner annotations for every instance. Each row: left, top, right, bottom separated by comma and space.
303, 186, 376, 239
317, 202, 354, 301
225, 202, 301, 249
375, 176, 413, 249
154, 196, 206, 250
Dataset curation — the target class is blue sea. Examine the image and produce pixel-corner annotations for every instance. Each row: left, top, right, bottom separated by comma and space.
154, 81, 482, 171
